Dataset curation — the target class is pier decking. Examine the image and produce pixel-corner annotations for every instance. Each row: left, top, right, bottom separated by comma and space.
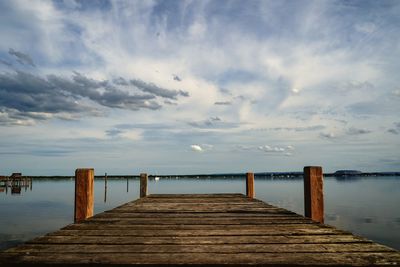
1, 193, 399, 266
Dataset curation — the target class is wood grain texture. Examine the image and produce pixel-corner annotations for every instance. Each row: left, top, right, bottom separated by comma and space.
246, 172, 255, 198
74, 168, 94, 223
1, 193, 399, 266
139, 173, 147, 198
304, 166, 324, 223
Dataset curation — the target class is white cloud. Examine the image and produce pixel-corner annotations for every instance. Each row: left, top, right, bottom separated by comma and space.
354, 22, 377, 34
190, 144, 213, 153
190, 144, 203, 152
258, 145, 294, 155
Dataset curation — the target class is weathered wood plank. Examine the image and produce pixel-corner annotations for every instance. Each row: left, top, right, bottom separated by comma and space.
147, 193, 244, 198
101, 213, 302, 220
61, 223, 327, 231
83, 217, 315, 225
113, 206, 296, 213
25, 234, 371, 245
125, 202, 270, 207
46, 227, 346, 236
124, 202, 270, 207
1, 252, 399, 266
134, 198, 264, 203
6, 243, 395, 254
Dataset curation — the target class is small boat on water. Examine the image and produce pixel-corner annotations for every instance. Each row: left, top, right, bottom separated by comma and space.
155, 176, 160, 181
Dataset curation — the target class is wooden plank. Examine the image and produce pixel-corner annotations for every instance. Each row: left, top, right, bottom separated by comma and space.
304, 166, 324, 223
112, 206, 295, 213
140, 197, 271, 206
74, 168, 94, 223
25, 234, 371, 245
81, 218, 315, 225
125, 201, 271, 206
6, 243, 395, 254
62, 222, 323, 231
46, 227, 345, 236
146, 193, 244, 198
100, 212, 302, 218
1, 252, 399, 266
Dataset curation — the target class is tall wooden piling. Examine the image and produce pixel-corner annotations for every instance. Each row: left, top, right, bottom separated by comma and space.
246, 172, 255, 198
74, 168, 94, 223
304, 166, 324, 223
140, 173, 148, 198
104, 173, 107, 203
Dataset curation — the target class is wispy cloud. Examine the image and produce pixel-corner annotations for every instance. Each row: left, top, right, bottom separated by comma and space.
8, 48, 35, 67
346, 127, 372, 136
130, 79, 189, 100
258, 125, 326, 132
188, 117, 240, 129
258, 145, 294, 156
214, 101, 232, 106
320, 132, 337, 139
173, 74, 182, 82
387, 129, 399, 135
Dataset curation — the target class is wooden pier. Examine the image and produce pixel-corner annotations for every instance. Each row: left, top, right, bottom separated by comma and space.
0, 173, 32, 195
0, 168, 399, 266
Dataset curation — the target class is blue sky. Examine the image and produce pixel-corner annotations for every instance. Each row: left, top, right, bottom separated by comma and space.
0, 0, 399, 175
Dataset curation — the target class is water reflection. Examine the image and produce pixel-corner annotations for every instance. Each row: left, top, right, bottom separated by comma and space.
0, 175, 32, 195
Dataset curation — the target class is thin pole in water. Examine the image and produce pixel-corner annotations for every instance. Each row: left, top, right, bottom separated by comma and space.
104, 172, 107, 203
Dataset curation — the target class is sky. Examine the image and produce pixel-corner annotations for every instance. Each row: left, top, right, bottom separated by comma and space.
0, 0, 399, 175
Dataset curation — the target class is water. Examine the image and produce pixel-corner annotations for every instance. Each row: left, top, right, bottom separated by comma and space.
0, 176, 399, 250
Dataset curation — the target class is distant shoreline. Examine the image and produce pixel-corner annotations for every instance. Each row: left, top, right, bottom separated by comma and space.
11, 171, 400, 179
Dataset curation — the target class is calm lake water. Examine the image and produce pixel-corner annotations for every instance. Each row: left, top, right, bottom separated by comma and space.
0, 176, 399, 250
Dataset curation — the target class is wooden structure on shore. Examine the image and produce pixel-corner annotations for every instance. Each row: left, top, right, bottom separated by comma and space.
0, 173, 32, 194
0, 167, 399, 266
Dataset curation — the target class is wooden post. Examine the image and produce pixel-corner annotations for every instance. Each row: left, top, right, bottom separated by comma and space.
140, 173, 148, 198
304, 166, 324, 223
246, 172, 255, 198
104, 173, 107, 203
74, 168, 94, 223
